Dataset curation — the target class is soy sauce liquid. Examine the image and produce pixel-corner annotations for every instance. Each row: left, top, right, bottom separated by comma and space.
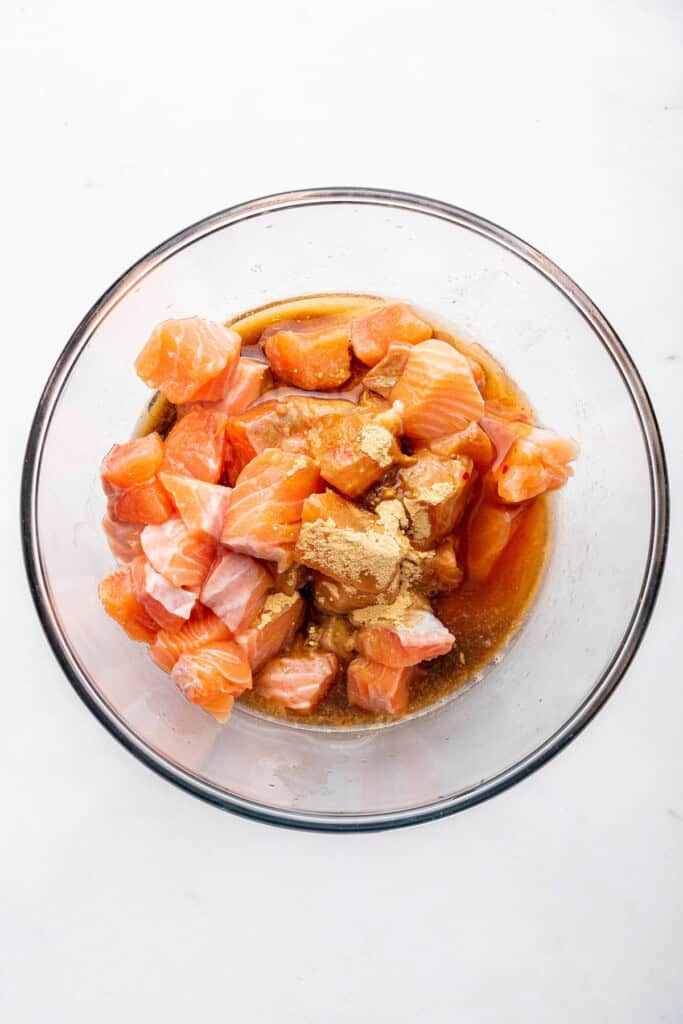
141, 293, 551, 728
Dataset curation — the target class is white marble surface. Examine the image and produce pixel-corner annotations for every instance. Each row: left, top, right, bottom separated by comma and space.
1, 1, 682, 1020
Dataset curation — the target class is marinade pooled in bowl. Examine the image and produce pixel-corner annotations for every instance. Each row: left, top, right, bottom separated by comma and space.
100, 293, 574, 729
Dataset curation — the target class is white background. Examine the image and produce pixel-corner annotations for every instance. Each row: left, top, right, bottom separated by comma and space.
1, 1, 682, 1020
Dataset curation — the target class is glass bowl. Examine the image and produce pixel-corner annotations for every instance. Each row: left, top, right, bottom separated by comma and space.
21, 188, 668, 831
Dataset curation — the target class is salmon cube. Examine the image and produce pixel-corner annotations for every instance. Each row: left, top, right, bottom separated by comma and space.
140, 516, 216, 589
217, 357, 272, 415
347, 657, 415, 716
421, 422, 493, 468
355, 607, 454, 667
398, 451, 474, 550
158, 473, 232, 539
102, 514, 144, 564
494, 427, 577, 503
307, 406, 402, 499
108, 477, 175, 525
172, 641, 252, 723
415, 537, 463, 594
222, 448, 321, 572
160, 407, 227, 483
466, 500, 525, 583
235, 592, 304, 672
263, 322, 351, 390
201, 550, 272, 633
312, 573, 400, 613
135, 318, 240, 404
100, 432, 164, 489
150, 605, 231, 672
362, 341, 413, 397
99, 566, 158, 643
350, 303, 431, 366
254, 651, 338, 713
391, 339, 485, 438
130, 555, 197, 631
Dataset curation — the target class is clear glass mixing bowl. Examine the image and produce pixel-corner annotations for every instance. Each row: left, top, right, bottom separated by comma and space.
21, 188, 668, 830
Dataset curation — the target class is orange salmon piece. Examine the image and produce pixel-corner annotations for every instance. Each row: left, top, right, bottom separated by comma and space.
254, 651, 338, 712
150, 605, 231, 672
391, 339, 485, 438
158, 473, 232, 539
102, 514, 144, 564
347, 657, 415, 716
466, 501, 524, 583
109, 477, 174, 525
421, 421, 494, 467
201, 549, 272, 633
224, 397, 352, 482
398, 451, 474, 549
362, 341, 412, 397
312, 572, 400, 613
216, 357, 272, 414
131, 555, 197, 631
101, 432, 164, 489
307, 406, 402, 499
140, 516, 216, 589
172, 641, 252, 723
222, 448, 321, 572
99, 566, 158, 643
494, 427, 577, 503
135, 318, 240, 404
160, 407, 227, 483
356, 608, 454, 667
263, 323, 351, 390
350, 303, 431, 366
235, 592, 304, 672
416, 537, 463, 594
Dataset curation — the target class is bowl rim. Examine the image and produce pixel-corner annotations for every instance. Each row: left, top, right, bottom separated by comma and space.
21, 186, 670, 832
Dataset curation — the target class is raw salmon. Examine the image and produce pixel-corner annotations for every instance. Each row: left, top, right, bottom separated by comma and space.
494, 427, 577, 503
160, 407, 227, 483
158, 473, 232, 539
99, 566, 158, 643
263, 321, 351, 390
150, 605, 232, 672
466, 500, 524, 583
201, 549, 272, 633
391, 339, 485, 439
172, 641, 252, 723
235, 592, 304, 672
362, 341, 412, 397
254, 651, 338, 712
347, 657, 415, 716
135, 318, 241, 404
101, 432, 164, 489
131, 555, 197, 631
356, 608, 455, 667
350, 303, 431, 366
214, 357, 272, 415
221, 448, 321, 572
224, 397, 352, 482
416, 537, 463, 594
398, 451, 474, 549
307, 406, 403, 499
421, 421, 493, 467
108, 478, 174, 525
312, 572, 400, 614
140, 516, 216, 589
102, 514, 143, 564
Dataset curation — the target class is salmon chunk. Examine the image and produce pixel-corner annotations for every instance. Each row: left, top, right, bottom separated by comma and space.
466, 501, 524, 583
362, 341, 412, 397
254, 651, 338, 712
350, 303, 431, 366
150, 605, 232, 672
421, 421, 493, 467
391, 339, 485, 438
201, 549, 272, 633
158, 473, 232, 539
235, 592, 304, 672
494, 427, 577, 503
135, 318, 241, 404
172, 641, 252, 723
102, 514, 144, 564
312, 572, 400, 613
307, 406, 403, 499
99, 566, 158, 643
222, 448, 321, 571
130, 556, 197, 631
398, 451, 474, 549
347, 657, 415, 716
160, 407, 227, 483
356, 607, 454, 667
140, 516, 216, 589
214, 357, 272, 415
101, 432, 164, 489
108, 477, 174, 525
263, 321, 351, 390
